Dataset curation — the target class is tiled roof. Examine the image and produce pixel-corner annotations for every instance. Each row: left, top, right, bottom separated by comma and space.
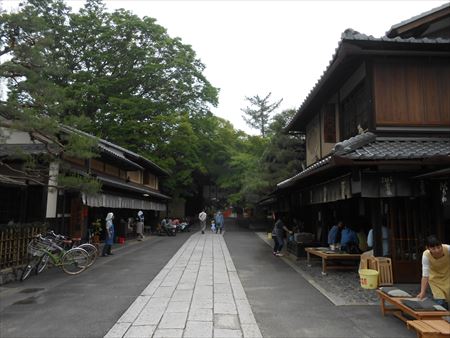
62, 125, 169, 176
342, 28, 450, 44
98, 143, 144, 171
277, 133, 450, 189
334, 132, 450, 160
96, 174, 171, 200
277, 156, 332, 188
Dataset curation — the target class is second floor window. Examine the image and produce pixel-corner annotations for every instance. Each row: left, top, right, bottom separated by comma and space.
340, 80, 369, 140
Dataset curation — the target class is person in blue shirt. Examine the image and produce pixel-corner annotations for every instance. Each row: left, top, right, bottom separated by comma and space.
328, 221, 344, 247
214, 210, 224, 234
341, 225, 360, 253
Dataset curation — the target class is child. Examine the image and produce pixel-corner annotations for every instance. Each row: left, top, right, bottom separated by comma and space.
211, 220, 216, 233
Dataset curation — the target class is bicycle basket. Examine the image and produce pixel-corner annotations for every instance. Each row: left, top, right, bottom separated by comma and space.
27, 238, 52, 256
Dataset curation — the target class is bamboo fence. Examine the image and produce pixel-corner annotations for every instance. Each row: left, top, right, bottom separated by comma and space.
0, 225, 47, 270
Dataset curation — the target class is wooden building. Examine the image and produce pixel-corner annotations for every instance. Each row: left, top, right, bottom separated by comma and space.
0, 121, 170, 240
277, 4, 450, 282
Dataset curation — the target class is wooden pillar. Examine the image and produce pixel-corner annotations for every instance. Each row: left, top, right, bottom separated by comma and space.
370, 198, 383, 256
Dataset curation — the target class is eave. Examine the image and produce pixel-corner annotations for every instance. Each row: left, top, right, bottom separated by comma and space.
386, 3, 450, 38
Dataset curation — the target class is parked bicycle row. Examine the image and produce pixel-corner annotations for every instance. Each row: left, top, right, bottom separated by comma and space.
21, 230, 98, 281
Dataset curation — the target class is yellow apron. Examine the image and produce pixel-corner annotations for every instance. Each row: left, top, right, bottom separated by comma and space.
425, 244, 450, 301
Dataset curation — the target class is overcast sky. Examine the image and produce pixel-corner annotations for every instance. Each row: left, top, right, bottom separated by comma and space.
1, 0, 448, 134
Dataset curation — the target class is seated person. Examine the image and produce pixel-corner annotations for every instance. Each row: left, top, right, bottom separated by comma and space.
357, 228, 368, 252
328, 221, 344, 248
340, 225, 360, 253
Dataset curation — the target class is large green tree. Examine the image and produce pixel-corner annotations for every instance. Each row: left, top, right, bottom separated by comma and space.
1, 0, 220, 198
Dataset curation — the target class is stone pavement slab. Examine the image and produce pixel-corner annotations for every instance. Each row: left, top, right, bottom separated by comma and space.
104, 233, 262, 337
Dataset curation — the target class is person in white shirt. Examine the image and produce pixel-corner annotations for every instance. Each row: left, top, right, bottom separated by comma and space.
199, 210, 207, 234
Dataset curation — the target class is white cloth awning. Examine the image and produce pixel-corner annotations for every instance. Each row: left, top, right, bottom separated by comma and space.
82, 193, 166, 211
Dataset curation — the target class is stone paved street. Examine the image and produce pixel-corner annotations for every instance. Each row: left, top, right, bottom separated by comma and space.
105, 233, 262, 338
0, 223, 421, 338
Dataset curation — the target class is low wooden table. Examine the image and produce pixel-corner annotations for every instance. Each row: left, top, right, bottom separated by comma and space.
376, 290, 450, 323
407, 319, 450, 338
305, 247, 361, 275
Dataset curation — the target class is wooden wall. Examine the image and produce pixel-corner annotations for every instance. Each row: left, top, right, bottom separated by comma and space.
373, 58, 450, 126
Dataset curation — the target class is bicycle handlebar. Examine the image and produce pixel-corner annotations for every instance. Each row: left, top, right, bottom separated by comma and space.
46, 230, 68, 240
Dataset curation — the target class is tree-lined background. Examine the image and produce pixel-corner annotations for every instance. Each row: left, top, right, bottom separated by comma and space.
0, 0, 305, 214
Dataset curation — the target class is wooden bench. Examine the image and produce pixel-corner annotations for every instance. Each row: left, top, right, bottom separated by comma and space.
407, 319, 450, 338
376, 290, 450, 323
305, 247, 361, 275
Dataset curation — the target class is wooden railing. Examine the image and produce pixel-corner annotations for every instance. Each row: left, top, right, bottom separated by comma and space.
0, 224, 47, 270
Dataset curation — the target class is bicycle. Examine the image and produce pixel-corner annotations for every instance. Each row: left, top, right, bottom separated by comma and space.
21, 235, 89, 281
43, 231, 98, 268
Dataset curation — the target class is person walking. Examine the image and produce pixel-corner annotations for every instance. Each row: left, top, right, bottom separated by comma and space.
215, 210, 224, 234
272, 215, 292, 257
102, 212, 115, 257
417, 235, 450, 309
136, 210, 144, 241
199, 209, 207, 234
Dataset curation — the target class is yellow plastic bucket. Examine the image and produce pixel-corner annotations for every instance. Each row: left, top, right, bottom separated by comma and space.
267, 233, 272, 240
359, 269, 379, 289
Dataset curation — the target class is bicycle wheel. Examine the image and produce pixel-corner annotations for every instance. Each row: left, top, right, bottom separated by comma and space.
21, 256, 40, 281
61, 248, 88, 275
77, 243, 97, 268
36, 254, 50, 274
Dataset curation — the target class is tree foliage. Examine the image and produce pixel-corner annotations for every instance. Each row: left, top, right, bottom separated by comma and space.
261, 109, 305, 188
241, 92, 282, 138
224, 109, 305, 207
